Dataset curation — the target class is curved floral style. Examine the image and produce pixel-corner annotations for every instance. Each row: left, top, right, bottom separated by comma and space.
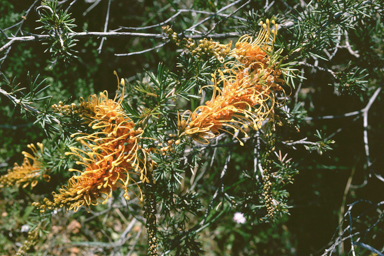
232, 19, 278, 70
0, 143, 50, 189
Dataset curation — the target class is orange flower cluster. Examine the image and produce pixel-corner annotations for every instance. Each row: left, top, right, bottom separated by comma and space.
36, 80, 147, 212
0, 143, 50, 189
179, 19, 286, 145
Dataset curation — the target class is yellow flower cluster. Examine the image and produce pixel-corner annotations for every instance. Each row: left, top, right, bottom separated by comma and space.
179, 19, 285, 145
0, 143, 50, 189
35, 80, 147, 212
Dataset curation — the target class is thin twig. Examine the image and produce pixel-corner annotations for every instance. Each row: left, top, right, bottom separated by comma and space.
294, 68, 304, 104
117, 218, 137, 246
58, 0, 72, 4
2, 21, 24, 32
0, 32, 240, 53
338, 163, 356, 255
65, 0, 79, 13
179, 9, 246, 22
185, 0, 244, 33
201, 146, 233, 225
98, 0, 112, 54
343, 30, 360, 58
0, 88, 40, 114
264, 0, 275, 11
126, 226, 142, 256
362, 87, 382, 180
254, 131, 261, 178
205, 0, 250, 35
16, 0, 40, 36
83, 0, 102, 16
114, 10, 183, 31
114, 8, 246, 32
298, 61, 337, 79
304, 110, 362, 121
282, 137, 317, 146
115, 40, 169, 57
0, 27, 9, 39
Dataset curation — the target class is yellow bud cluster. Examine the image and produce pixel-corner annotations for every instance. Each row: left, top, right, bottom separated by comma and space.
0, 143, 50, 190
188, 38, 231, 62
162, 25, 231, 62
16, 227, 39, 256
162, 25, 181, 44
51, 101, 79, 116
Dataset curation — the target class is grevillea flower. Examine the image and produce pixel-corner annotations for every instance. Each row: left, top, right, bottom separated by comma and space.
179, 68, 273, 145
179, 19, 286, 145
37, 79, 148, 212
0, 143, 50, 189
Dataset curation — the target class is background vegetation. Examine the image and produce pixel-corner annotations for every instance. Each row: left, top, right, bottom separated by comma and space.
0, 0, 383, 255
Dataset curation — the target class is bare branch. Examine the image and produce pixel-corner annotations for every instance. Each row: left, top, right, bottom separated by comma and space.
304, 110, 362, 121
83, 0, 102, 16
0, 31, 240, 53
114, 10, 183, 32
114, 9, 246, 32
0, 39, 15, 53
0, 0, 39, 68
362, 87, 382, 178
282, 137, 317, 147
97, 0, 112, 54
0, 27, 9, 39
115, 40, 169, 57
185, 0, 245, 33
0, 87, 61, 126
205, 0, 251, 35
201, 146, 233, 225
126, 226, 142, 256
65, 0, 79, 13
343, 30, 360, 58
298, 61, 337, 79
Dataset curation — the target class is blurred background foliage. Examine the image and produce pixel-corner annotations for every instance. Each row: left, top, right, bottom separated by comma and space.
0, 0, 383, 255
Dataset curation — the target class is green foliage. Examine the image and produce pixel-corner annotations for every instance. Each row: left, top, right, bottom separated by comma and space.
37, 0, 78, 62
304, 130, 335, 155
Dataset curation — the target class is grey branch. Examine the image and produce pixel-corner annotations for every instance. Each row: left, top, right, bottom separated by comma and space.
0, 31, 240, 53
114, 9, 246, 32
304, 110, 362, 121
97, 0, 112, 54
298, 61, 337, 79
0, 88, 61, 125
185, 0, 244, 33
362, 87, 381, 173
83, 0, 102, 16
115, 40, 169, 57
205, 0, 251, 35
